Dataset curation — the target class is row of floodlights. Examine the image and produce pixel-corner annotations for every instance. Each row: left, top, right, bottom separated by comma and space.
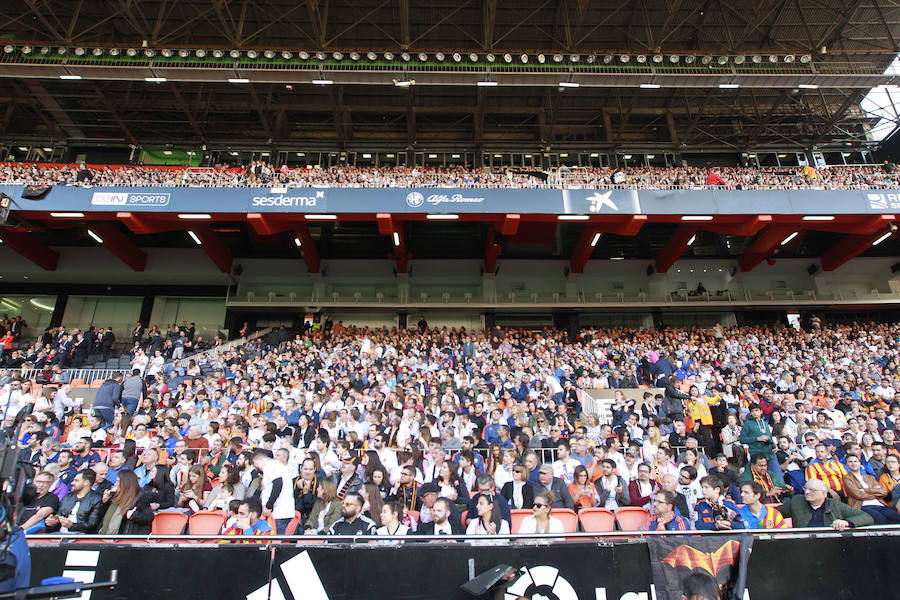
1, 45, 814, 65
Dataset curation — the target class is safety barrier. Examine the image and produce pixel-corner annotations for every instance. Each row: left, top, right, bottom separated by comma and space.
12, 368, 130, 386
174, 327, 273, 369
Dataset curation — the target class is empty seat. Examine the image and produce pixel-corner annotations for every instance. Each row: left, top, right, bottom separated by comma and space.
510, 509, 531, 534
614, 507, 651, 532
151, 512, 188, 536
188, 511, 226, 535
578, 508, 616, 533
549, 508, 578, 533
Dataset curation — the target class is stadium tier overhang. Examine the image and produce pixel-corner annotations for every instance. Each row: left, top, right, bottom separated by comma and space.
1, 201, 895, 277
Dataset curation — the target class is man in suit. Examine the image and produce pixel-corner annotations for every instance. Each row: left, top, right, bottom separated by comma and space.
416, 497, 464, 537
132, 322, 145, 344
100, 327, 116, 361
533, 463, 574, 509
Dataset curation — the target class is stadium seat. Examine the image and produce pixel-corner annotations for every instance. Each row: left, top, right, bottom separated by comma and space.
614, 507, 651, 531
459, 510, 467, 526
406, 510, 420, 524
69, 379, 84, 387
188, 511, 226, 535
151, 512, 188, 535
578, 508, 616, 533
91, 380, 104, 388
550, 509, 578, 533
510, 509, 531, 533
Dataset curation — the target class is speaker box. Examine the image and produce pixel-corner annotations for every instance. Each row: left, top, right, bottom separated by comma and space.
891, 262, 900, 274
459, 565, 517, 596
807, 264, 819, 276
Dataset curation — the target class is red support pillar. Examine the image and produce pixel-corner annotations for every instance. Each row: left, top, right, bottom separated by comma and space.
116, 212, 156, 235
295, 222, 321, 274
821, 229, 893, 271
570, 225, 604, 274
737, 224, 798, 272
0, 230, 59, 271
189, 223, 233, 274
247, 213, 281, 236
89, 222, 148, 271
655, 225, 697, 274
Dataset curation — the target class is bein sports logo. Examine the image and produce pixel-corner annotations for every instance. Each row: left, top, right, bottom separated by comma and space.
406, 192, 425, 208
91, 192, 170, 206
868, 193, 900, 210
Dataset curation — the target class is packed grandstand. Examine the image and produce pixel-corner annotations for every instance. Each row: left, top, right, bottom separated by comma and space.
4, 317, 899, 541
2, 161, 898, 190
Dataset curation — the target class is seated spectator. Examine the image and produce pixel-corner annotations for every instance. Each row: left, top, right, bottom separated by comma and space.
376, 501, 411, 537
327, 491, 377, 536
465, 493, 510, 536
46, 469, 104, 534
533, 464, 574, 509
304, 478, 341, 535
18, 471, 60, 532
222, 497, 274, 540
778, 479, 873, 530
142, 464, 175, 511
842, 455, 900, 524
98, 470, 154, 535
740, 453, 788, 504
568, 465, 600, 509
738, 482, 788, 529
501, 463, 535, 509
416, 497, 464, 536
647, 491, 691, 531
518, 491, 565, 534
694, 475, 742, 530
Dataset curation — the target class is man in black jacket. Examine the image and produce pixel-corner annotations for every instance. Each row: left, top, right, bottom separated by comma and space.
46, 469, 104, 534
417, 498, 465, 536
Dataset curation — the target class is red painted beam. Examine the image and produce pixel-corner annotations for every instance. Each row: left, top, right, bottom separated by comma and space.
498, 214, 521, 236
247, 213, 280, 236
0, 230, 59, 271
116, 212, 156, 235
737, 224, 798, 272
655, 225, 697, 274
704, 215, 772, 237
89, 223, 147, 271
821, 229, 893, 271
189, 223, 233, 274
570, 225, 604, 274
375, 213, 394, 235
619, 214, 648, 236
485, 228, 501, 274
295, 223, 321, 274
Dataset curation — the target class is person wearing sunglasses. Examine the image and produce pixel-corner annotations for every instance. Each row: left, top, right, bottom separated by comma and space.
500, 463, 535, 509
518, 491, 564, 535
327, 491, 377, 537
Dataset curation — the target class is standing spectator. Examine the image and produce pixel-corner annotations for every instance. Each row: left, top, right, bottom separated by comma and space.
252, 448, 295, 534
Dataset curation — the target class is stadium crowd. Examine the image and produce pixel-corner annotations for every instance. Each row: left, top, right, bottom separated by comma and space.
1, 160, 898, 190
5, 318, 900, 540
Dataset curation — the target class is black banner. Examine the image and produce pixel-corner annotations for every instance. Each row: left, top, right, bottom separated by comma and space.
25, 534, 900, 600
647, 535, 753, 600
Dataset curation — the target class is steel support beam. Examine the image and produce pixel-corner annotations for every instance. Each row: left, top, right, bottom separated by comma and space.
0, 230, 59, 271
737, 223, 798, 272
655, 225, 697, 274
188, 223, 232, 273
88, 222, 147, 271
821, 229, 894, 271
295, 222, 321, 274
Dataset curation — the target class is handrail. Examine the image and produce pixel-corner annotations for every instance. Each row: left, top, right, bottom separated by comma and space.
24, 524, 900, 544
175, 327, 273, 368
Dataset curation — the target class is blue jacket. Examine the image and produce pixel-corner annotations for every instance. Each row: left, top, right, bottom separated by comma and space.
694, 499, 743, 530
93, 379, 122, 412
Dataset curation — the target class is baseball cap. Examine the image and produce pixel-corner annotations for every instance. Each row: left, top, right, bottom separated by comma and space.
538, 464, 554, 474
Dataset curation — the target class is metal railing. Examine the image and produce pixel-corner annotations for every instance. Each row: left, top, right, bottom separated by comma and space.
175, 327, 273, 368
24, 524, 900, 545
13, 367, 130, 386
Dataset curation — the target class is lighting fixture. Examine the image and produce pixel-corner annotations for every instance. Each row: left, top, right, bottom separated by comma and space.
401, 52, 410, 61
682, 215, 713, 221
50, 212, 85, 217
553, 54, 564, 63
873, 231, 893, 245
195, 49, 206, 57
294, 237, 302, 247
59, 75, 82, 80
212, 49, 224, 58
74, 47, 85, 56
306, 214, 337, 220
684, 55, 695, 64
418, 52, 427, 61
2, 45, 14, 54
640, 83, 660, 89
87, 229, 104, 244
92, 48, 103, 56
333, 52, 343, 60
426, 214, 459, 220
570, 54, 580, 62
668, 55, 679, 63
520, 54, 528, 63
57, 47, 67, 55
485, 53, 495, 63
717, 55, 728, 64
585, 54, 596, 64
734, 55, 745, 64
312, 79, 333, 85
477, 80, 498, 87
451, 52, 461, 62
503, 53, 512, 63
144, 77, 167, 83
144, 49, 156, 57
368, 52, 378, 60
178, 213, 211, 219
537, 54, 546, 63
719, 83, 739, 89
469, 53, 478, 62
21, 46, 32, 54
610, 257, 624, 260
700, 55, 712, 65
799, 54, 811, 63
394, 79, 415, 87
246, 50, 258, 59
652, 54, 664, 63
620, 55, 630, 63
188, 231, 202, 245
559, 82, 580, 88
42, 147, 52, 152
39, 47, 50, 55
798, 84, 818, 89
623, 155, 632, 159
636, 55, 647, 63
752, 55, 762, 63
434, 52, 445, 61
558, 215, 589, 220
228, 78, 250, 83
161, 49, 173, 57
315, 51, 325, 60
17, 146, 27, 152
687, 234, 697, 246
264, 50, 275, 59
590, 233, 602, 247
393, 232, 400, 246
299, 51, 309, 59
603, 55, 614, 64
768, 55, 778, 63
802, 215, 834, 221
783, 54, 795, 63
780, 231, 799, 245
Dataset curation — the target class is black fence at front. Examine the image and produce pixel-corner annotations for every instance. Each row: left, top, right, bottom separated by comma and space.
26, 529, 900, 600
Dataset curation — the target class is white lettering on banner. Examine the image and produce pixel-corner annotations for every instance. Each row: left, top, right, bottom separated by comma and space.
425, 193, 485, 205
505, 565, 578, 600
595, 589, 653, 600
867, 193, 900, 210
250, 191, 323, 207
90, 192, 170, 206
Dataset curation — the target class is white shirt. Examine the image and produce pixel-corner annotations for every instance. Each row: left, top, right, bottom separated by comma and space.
466, 518, 510, 535
376, 523, 411, 537
260, 459, 295, 519
552, 457, 581, 485
517, 515, 565, 534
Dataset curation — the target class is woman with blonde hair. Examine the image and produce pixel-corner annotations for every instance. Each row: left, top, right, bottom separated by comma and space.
304, 478, 342, 534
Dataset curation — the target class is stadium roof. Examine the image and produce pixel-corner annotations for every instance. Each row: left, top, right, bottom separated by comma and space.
0, 0, 899, 150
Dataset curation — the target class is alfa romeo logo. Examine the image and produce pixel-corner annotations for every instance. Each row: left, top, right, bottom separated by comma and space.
406, 192, 425, 208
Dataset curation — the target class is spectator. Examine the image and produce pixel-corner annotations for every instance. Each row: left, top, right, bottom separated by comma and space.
98, 470, 154, 535
46, 469, 104, 534
222, 497, 274, 539
534, 464, 574, 509
327, 491, 377, 536
842, 455, 900, 524
778, 479, 873, 530
518, 490, 565, 534
647, 491, 691, 531
465, 493, 510, 536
